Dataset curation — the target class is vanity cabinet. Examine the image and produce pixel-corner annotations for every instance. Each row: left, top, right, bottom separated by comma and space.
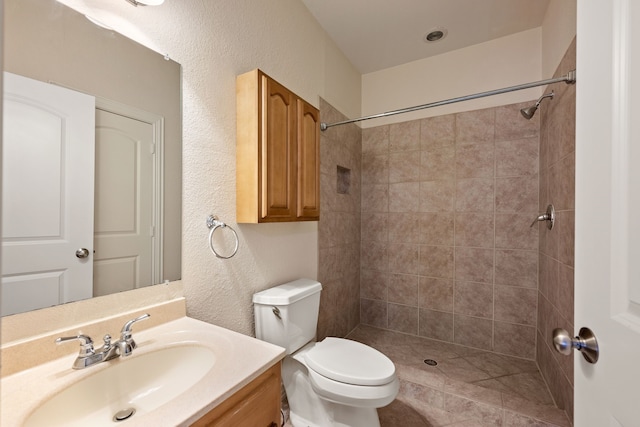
192, 363, 281, 427
236, 69, 320, 223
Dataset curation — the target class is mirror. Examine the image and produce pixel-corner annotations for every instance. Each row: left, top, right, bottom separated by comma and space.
2, 0, 182, 316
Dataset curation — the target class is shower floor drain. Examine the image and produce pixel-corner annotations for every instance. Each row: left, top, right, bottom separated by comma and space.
424, 359, 438, 366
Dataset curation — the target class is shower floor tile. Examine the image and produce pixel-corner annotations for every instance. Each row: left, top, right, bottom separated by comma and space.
346, 324, 572, 427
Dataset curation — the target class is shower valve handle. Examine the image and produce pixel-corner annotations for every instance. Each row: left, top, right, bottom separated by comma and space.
531, 204, 555, 230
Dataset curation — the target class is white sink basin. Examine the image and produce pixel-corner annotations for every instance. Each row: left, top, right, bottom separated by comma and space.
24, 345, 215, 427
2, 316, 285, 427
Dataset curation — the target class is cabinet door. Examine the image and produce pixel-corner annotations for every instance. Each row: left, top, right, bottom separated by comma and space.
261, 75, 296, 221
192, 364, 281, 427
296, 99, 320, 220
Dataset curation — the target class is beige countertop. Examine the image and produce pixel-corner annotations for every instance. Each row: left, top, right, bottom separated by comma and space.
1, 316, 285, 426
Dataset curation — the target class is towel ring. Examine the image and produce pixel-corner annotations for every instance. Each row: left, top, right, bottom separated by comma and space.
206, 215, 239, 259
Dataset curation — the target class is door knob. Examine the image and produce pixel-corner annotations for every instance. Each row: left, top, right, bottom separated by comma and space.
553, 327, 599, 364
75, 248, 90, 259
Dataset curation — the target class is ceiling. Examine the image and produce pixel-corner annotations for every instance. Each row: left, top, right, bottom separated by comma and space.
301, 0, 550, 74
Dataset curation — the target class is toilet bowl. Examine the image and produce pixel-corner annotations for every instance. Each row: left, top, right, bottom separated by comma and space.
253, 279, 398, 427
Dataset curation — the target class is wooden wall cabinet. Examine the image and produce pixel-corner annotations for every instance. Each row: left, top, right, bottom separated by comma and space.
236, 69, 320, 223
191, 363, 281, 427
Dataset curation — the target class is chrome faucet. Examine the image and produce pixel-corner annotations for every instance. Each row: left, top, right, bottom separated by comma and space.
56, 313, 150, 369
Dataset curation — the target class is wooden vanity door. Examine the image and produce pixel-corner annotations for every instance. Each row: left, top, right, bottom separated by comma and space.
192, 363, 281, 427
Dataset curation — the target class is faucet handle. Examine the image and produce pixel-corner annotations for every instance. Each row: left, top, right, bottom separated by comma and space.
120, 313, 150, 336
118, 313, 150, 356
55, 334, 95, 357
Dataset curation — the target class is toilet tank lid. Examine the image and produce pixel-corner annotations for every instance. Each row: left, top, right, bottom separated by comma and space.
253, 279, 322, 305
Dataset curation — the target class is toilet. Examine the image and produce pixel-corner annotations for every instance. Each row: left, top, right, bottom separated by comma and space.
253, 279, 399, 427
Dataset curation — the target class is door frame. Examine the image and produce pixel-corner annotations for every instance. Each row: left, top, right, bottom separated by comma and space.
95, 97, 164, 285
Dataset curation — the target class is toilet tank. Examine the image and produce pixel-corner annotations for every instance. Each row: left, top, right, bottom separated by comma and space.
253, 279, 322, 354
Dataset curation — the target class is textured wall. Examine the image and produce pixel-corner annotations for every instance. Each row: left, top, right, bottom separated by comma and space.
537, 38, 576, 423
317, 99, 362, 340
360, 102, 540, 360
54, 0, 362, 335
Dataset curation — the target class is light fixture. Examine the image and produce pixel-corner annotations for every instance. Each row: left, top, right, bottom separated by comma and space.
125, 0, 164, 6
424, 27, 448, 43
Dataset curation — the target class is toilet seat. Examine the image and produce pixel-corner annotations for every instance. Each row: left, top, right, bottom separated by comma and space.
307, 364, 399, 408
304, 337, 396, 386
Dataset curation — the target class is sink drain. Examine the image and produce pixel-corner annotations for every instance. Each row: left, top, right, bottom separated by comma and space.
424, 359, 438, 366
113, 408, 136, 422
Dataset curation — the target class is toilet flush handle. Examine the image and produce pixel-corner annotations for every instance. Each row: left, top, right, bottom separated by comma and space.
272, 306, 281, 319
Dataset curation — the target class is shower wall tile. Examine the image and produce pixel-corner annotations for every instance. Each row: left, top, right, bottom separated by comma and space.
418, 277, 453, 312
495, 137, 539, 177
361, 240, 388, 271
420, 114, 455, 149
454, 281, 493, 318
455, 108, 495, 144
390, 120, 420, 152
389, 182, 420, 212
555, 210, 575, 267
557, 264, 574, 325
419, 213, 454, 246
361, 298, 387, 328
419, 245, 454, 279
454, 213, 495, 248
454, 314, 493, 350
389, 151, 420, 183
494, 285, 537, 326
388, 243, 420, 275
361, 183, 388, 212
455, 247, 494, 284
361, 268, 388, 301
361, 153, 389, 184
361, 212, 388, 242
388, 212, 421, 243
549, 153, 575, 211
495, 175, 538, 213
455, 143, 495, 178
419, 180, 455, 212
362, 125, 389, 155
388, 303, 419, 335
495, 213, 538, 250
318, 211, 336, 249
536, 37, 575, 423
494, 249, 538, 288
420, 146, 455, 181
494, 322, 536, 359
388, 274, 419, 305
419, 309, 454, 341
387, 212, 420, 243
538, 254, 559, 303
455, 178, 494, 212
318, 98, 362, 340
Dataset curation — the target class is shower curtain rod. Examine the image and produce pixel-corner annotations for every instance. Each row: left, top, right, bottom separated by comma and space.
319, 69, 576, 131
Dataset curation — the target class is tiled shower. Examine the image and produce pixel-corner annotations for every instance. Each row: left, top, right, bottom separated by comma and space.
318, 39, 576, 424
358, 100, 540, 361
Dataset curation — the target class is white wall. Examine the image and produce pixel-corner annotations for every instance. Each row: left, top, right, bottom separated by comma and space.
56, 0, 361, 335
361, 28, 542, 127
359, 1, 577, 130
542, 0, 577, 79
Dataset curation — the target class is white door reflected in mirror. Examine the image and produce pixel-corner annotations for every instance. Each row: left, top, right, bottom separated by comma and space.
1, 72, 95, 315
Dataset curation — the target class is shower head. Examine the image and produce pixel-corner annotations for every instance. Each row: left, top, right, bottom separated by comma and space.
520, 91, 554, 120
